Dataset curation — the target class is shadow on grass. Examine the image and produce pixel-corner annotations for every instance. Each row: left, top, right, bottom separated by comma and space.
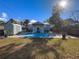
0, 38, 63, 59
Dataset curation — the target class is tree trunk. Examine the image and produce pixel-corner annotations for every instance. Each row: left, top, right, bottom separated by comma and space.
62, 33, 67, 40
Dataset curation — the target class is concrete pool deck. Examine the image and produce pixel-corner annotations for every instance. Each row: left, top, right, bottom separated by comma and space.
8, 34, 78, 39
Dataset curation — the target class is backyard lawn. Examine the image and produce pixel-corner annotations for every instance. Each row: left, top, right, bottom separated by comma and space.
0, 38, 32, 47
48, 38, 79, 59
0, 37, 79, 59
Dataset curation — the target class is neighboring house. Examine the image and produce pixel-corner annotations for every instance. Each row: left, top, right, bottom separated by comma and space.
4, 19, 22, 35
0, 20, 5, 36
67, 23, 79, 37
27, 21, 53, 33
0, 25, 4, 36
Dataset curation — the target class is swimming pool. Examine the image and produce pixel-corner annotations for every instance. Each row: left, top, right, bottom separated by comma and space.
17, 33, 54, 38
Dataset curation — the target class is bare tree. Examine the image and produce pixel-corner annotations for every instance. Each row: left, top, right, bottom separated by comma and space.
71, 10, 79, 22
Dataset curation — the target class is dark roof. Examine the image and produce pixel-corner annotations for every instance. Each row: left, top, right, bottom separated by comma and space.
6, 19, 21, 24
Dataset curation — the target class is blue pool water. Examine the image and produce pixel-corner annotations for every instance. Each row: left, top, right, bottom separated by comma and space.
18, 33, 54, 38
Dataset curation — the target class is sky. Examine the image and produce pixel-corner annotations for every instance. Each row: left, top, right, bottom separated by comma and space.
0, 0, 79, 22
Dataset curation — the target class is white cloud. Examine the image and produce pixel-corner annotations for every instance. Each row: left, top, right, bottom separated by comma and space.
30, 19, 37, 23
0, 12, 8, 22
0, 17, 7, 22
29, 19, 37, 24
0, 18, 4, 20
2, 12, 8, 18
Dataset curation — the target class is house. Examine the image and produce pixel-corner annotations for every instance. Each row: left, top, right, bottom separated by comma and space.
4, 19, 53, 36
27, 21, 53, 33
0, 25, 4, 36
4, 19, 22, 35
0, 20, 5, 36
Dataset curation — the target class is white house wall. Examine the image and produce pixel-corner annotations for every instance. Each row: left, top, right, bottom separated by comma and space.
44, 25, 51, 30
5, 23, 22, 35
13, 24, 22, 34
28, 24, 45, 33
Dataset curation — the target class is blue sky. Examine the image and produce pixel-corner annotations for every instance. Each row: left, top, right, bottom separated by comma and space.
0, 0, 79, 22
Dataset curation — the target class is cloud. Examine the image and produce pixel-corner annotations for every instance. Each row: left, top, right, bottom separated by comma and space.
29, 19, 37, 24
0, 18, 7, 21
30, 19, 37, 23
2, 12, 8, 18
0, 12, 8, 22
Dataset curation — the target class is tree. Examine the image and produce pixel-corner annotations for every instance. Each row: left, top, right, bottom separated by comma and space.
71, 10, 79, 22
48, 4, 67, 39
61, 18, 76, 28
23, 19, 30, 32
48, 5, 62, 33
0, 20, 5, 25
